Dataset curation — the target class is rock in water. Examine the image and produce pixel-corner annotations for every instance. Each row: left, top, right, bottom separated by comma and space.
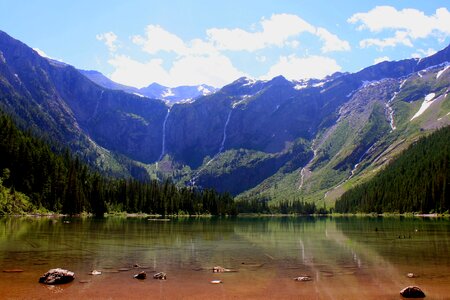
213, 266, 231, 273
400, 286, 426, 298
134, 271, 146, 279
294, 276, 312, 282
153, 272, 167, 280
38, 268, 75, 285
90, 270, 102, 275
210, 280, 222, 284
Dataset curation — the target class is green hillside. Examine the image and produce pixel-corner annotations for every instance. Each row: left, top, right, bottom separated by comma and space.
0, 112, 236, 216
335, 126, 450, 213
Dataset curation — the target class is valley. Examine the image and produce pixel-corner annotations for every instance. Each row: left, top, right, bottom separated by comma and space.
0, 29, 450, 210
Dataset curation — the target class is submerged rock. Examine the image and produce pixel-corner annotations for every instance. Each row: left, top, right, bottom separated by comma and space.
407, 273, 417, 278
90, 270, 102, 275
38, 268, 75, 285
134, 271, 146, 279
400, 286, 426, 298
294, 275, 312, 282
210, 280, 222, 284
153, 272, 167, 280
213, 266, 231, 273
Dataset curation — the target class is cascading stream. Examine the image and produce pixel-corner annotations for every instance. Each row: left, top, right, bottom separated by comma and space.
190, 108, 233, 185
158, 107, 171, 161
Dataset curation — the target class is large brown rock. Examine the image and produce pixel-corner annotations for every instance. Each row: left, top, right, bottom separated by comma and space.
400, 286, 426, 298
38, 268, 75, 285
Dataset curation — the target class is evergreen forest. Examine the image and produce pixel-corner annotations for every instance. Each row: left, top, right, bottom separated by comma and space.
335, 126, 450, 213
0, 112, 236, 216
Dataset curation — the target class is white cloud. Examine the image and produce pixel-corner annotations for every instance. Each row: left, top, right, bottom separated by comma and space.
108, 53, 245, 88
206, 14, 349, 53
132, 25, 187, 55
108, 55, 170, 88
411, 48, 437, 58
98, 14, 349, 87
360, 31, 413, 49
262, 55, 341, 80
316, 27, 351, 52
349, 6, 450, 49
373, 56, 390, 64
207, 13, 315, 52
96, 32, 118, 52
169, 54, 246, 87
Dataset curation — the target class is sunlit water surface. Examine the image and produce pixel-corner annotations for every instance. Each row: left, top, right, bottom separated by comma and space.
1, 216, 449, 299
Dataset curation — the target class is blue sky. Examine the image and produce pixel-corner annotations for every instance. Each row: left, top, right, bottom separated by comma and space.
1, 0, 449, 87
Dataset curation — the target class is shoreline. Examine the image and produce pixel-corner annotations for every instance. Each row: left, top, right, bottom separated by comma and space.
2, 212, 449, 219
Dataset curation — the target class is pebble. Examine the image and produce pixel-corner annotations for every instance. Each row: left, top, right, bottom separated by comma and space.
134, 271, 147, 280
153, 272, 167, 280
210, 280, 222, 284
90, 270, 102, 275
294, 276, 312, 282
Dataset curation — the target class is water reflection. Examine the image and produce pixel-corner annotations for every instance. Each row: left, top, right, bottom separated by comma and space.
1, 216, 449, 298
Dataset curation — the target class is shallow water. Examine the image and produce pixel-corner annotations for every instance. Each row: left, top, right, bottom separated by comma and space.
0, 216, 449, 299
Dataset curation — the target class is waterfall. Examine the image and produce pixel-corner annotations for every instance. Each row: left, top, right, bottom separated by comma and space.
218, 109, 232, 154
158, 108, 171, 161
350, 144, 374, 177
189, 108, 233, 186
298, 143, 317, 190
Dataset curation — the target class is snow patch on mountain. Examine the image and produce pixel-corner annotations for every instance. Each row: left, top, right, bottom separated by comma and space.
436, 64, 450, 79
133, 92, 145, 98
410, 93, 436, 121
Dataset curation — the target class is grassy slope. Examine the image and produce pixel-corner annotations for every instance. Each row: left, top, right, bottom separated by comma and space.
237, 67, 450, 207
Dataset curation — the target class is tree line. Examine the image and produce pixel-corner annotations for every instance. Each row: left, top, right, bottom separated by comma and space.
0, 112, 236, 216
236, 197, 327, 214
335, 126, 450, 213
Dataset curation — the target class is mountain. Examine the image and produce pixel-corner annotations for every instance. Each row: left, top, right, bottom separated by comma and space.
0, 30, 168, 179
334, 126, 450, 213
0, 112, 235, 216
80, 70, 218, 104
1, 29, 449, 207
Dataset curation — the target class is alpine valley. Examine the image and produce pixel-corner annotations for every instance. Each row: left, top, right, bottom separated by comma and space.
1, 29, 450, 208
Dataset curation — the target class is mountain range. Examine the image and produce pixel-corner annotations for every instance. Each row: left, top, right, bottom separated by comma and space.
79, 70, 217, 104
0, 29, 449, 206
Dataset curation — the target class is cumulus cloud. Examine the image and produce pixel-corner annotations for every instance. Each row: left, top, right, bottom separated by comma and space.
373, 56, 390, 64
316, 27, 351, 52
207, 14, 315, 52
349, 6, 450, 49
411, 48, 437, 58
97, 14, 349, 87
108, 53, 245, 88
132, 25, 187, 55
262, 55, 341, 80
360, 31, 413, 49
207, 14, 349, 53
96, 32, 118, 52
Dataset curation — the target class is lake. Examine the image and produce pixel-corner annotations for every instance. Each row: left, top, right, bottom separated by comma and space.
1, 216, 449, 299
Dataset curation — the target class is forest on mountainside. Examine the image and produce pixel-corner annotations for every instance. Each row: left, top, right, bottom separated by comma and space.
335, 126, 450, 214
0, 112, 236, 216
